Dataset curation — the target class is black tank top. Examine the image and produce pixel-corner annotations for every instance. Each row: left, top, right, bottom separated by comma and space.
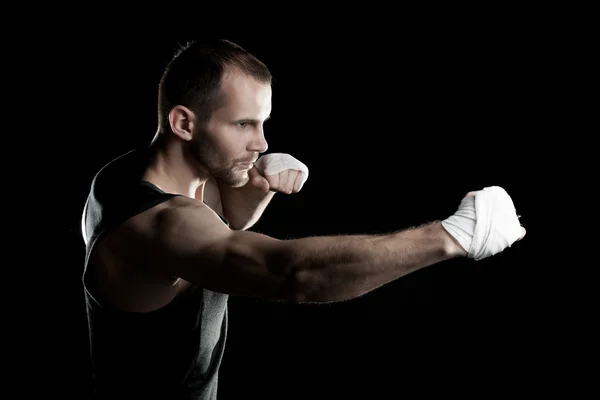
81, 148, 229, 400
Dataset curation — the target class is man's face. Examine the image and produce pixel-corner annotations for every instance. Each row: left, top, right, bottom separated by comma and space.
190, 70, 271, 187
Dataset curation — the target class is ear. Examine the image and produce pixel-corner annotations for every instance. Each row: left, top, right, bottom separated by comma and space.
168, 105, 196, 141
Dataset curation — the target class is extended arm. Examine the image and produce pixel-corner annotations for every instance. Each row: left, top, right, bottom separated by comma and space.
154, 199, 464, 304
148, 187, 524, 304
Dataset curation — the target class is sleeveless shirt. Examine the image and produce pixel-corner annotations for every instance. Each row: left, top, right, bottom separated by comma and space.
81, 148, 229, 399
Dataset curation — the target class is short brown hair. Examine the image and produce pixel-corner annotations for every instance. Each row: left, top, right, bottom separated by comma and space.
157, 39, 273, 130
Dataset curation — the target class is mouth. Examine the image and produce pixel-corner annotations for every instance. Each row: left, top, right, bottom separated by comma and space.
237, 163, 254, 170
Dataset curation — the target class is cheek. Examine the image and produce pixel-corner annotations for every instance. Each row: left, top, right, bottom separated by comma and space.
219, 128, 245, 150
214, 129, 248, 161
202, 124, 231, 148
203, 121, 247, 157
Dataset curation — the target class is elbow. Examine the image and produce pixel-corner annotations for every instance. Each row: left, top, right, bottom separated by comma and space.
223, 215, 247, 231
226, 215, 258, 231
290, 269, 312, 303
289, 267, 369, 304
229, 222, 251, 231
260, 240, 306, 303
263, 241, 342, 304
269, 263, 308, 304
269, 254, 312, 303
288, 268, 335, 304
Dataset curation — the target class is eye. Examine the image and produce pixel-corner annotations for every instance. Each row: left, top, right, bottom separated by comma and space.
237, 121, 251, 129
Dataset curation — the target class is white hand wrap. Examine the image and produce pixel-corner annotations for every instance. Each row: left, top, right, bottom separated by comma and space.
255, 153, 309, 181
441, 186, 522, 261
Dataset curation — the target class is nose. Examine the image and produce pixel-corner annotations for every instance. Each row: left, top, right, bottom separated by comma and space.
248, 129, 268, 154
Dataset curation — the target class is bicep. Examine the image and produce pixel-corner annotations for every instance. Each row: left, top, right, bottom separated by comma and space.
151, 203, 297, 301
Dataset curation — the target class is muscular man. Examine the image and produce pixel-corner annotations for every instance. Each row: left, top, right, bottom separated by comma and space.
81, 39, 526, 399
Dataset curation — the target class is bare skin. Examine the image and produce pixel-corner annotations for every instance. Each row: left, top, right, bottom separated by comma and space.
84, 68, 525, 313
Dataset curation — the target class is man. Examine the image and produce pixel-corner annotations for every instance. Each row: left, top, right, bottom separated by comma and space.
81, 39, 526, 399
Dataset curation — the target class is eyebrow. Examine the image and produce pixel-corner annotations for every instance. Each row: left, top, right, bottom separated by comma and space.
238, 115, 271, 123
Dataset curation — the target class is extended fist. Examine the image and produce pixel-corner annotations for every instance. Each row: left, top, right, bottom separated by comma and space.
249, 153, 309, 194
441, 186, 526, 261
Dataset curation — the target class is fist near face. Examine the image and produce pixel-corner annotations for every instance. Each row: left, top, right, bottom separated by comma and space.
249, 153, 309, 194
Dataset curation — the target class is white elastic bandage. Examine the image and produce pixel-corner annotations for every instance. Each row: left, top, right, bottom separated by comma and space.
441, 186, 522, 261
255, 153, 309, 181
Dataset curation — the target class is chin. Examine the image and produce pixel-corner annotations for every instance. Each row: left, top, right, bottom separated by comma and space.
230, 181, 248, 188
218, 171, 249, 188
232, 174, 250, 188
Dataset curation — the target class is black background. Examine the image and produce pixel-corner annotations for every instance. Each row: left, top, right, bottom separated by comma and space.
42, 37, 569, 398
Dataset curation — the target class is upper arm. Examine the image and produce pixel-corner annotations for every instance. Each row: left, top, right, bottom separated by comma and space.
130, 198, 298, 301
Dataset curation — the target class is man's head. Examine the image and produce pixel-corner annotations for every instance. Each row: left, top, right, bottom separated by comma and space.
157, 39, 273, 187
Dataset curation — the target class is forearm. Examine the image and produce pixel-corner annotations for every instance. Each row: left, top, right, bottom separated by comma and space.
283, 221, 461, 303
219, 184, 275, 230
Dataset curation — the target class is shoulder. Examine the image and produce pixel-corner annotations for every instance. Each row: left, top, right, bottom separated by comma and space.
85, 195, 232, 310
91, 195, 230, 271
116, 195, 230, 247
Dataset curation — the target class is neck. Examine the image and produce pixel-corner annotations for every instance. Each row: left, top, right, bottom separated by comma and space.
142, 132, 208, 199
